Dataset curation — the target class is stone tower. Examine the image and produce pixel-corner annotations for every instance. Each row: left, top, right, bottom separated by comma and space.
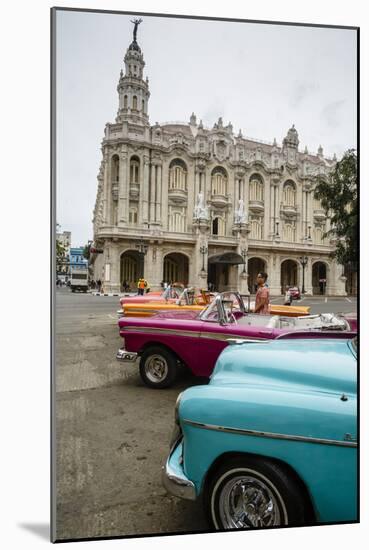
116, 18, 150, 126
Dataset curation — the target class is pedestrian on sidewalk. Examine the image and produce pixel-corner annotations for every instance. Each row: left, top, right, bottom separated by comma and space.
254, 272, 270, 315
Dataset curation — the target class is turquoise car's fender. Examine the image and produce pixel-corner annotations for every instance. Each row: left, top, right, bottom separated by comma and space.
178, 339, 357, 523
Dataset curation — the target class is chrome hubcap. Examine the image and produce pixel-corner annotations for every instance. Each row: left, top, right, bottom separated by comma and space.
144, 354, 168, 383
218, 474, 284, 528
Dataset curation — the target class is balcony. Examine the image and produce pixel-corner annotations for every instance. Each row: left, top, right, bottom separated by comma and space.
168, 187, 187, 204
248, 200, 264, 213
280, 204, 298, 217
210, 194, 228, 208
129, 183, 140, 200
313, 209, 326, 221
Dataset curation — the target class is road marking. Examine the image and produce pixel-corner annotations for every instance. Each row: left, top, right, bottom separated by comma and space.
108, 314, 116, 319
345, 298, 352, 303
325, 297, 327, 303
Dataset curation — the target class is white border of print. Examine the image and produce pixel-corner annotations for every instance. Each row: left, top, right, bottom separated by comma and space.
1, 0, 366, 549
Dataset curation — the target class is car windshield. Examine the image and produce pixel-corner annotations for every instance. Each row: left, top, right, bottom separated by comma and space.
200, 292, 243, 323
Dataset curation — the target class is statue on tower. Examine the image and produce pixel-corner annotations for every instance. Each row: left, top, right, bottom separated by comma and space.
131, 18, 143, 42
234, 199, 246, 224
194, 191, 208, 220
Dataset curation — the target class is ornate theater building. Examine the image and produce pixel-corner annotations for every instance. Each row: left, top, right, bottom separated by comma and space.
91, 20, 347, 296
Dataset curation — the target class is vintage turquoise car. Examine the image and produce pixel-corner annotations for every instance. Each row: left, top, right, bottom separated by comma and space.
162, 338, 357, 529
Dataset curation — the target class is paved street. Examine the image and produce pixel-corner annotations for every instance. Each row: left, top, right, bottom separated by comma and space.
54, 287, 357, 540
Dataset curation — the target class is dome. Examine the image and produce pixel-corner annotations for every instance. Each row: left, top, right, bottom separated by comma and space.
128, 40, 141, 53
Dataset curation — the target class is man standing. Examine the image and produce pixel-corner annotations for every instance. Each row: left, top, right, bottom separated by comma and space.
254, 272, 270, 314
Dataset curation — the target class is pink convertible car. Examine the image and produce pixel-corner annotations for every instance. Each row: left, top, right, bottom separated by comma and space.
116, 292, 357, 388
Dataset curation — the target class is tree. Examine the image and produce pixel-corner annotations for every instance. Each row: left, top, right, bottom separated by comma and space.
313, 149, 357, 265
83, 243, 91, 261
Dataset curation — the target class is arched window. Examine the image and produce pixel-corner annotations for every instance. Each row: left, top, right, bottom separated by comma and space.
250, 218, 263, 239
249, 174, 264, 201
123, 95, 128, 109
283, 181, 296, 206
168, 206, 186, 233
211, 167, 228, 196
111, 155, 119, 183
142, 99, 145, 112
212, 216, 225, 236
169, 159, 187, 191
130, 156, 140, 184
132, 95, 137, 110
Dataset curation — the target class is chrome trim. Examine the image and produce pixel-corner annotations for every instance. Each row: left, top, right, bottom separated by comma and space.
116, 348, 138, 363
182, 419, 357, 448
161, 454, 197, 501
120, 325, 265, 342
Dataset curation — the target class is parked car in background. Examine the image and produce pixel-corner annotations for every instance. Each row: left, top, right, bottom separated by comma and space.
119, 288, 310, 318
284, 286, 301, 304
162, 337, 357, 529
119, 288, 212, 317
116, 292, 357, 388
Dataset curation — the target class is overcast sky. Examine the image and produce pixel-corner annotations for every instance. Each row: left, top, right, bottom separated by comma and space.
56, 9, 357, 247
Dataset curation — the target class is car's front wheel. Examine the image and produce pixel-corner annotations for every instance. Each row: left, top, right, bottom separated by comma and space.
206, 456, 306, 529
139, 346, 178, 388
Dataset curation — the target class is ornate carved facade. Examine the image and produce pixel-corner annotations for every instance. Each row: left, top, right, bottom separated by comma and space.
92, 22, 347, 296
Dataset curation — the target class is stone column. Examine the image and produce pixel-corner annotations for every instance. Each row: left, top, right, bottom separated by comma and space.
123, 154, 130, 224
155, 163, 162, 223
304, 256, 313, 295
144, 243, 162, 290
269, 183, 276, 236
268, 254, 281, 296
102, 158, 109, 224
142, 154, 150, 224
102, 242, 120, 293
118, 153, 128, 225
149, 164, 156, 221
161, 161, 169, 230
276, 183, 281, 234
138, 157, 144, 226
306, 191, 311, 239
327, 259, 347, 296
264, 176, 271, 241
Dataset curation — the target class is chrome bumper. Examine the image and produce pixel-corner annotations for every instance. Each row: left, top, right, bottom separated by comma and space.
161, 440, 196, 501
116, 348, 138, 363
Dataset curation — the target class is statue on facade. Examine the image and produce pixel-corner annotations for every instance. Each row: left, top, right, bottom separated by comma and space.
235, 199, 246, 224
194, 191, 208, 220
131, 18, 143, 42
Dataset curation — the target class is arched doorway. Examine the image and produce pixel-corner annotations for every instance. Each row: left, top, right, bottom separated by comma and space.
208, 252, 244, 292
312, 262, 327, 295
163, 253, 189, 285
120, 250, 142, 292
247, 258, 266, 294
280, 259, 298, 294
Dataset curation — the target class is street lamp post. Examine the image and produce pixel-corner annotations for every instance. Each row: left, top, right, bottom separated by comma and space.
135, 237, 148, 278
200, 245, 208, 272
299, 255, 308, 294
241, 248, 247, 274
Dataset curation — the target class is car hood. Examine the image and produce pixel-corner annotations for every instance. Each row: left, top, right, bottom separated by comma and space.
210, 338, 356, 396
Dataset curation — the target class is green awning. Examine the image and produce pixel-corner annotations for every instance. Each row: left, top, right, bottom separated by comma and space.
208, 252, 245, 265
